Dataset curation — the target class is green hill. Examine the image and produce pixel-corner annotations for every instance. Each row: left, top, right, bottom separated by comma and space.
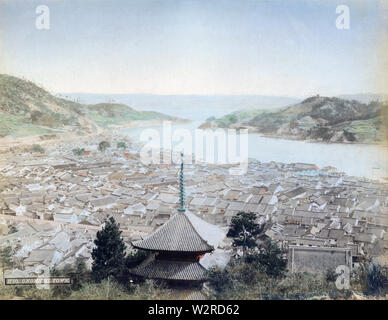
0, 74, 175, 137
83, 103, 175, 128
201, 95, 387, 143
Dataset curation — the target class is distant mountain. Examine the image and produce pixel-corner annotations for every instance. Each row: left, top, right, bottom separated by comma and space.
83, 102, 176, 128
60, 93, 300, 110
201, 95, 387, 143
0, 74, 175, 138
59, 93, 301, 121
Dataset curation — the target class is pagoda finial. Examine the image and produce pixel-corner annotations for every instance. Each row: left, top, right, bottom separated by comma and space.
178, 152, 186, 213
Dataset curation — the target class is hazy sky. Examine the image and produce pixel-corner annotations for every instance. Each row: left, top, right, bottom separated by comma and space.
0, 0, 386, 96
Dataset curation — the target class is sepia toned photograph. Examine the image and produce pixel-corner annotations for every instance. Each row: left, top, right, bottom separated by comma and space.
0, 0, 388, 305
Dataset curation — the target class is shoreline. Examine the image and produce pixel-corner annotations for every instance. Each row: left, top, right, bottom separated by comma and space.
0, 119, 190, 153
255, 132, 388, 147
202, 123, 388, 147
1, 121, 387, 183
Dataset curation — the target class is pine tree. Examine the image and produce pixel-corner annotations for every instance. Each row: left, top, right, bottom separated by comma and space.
227, 212, 262, 257
91, 216, 127, 282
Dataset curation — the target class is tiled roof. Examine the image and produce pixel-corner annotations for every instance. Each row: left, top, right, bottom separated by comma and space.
132, 212, 214, 252
130, 257, 208, 281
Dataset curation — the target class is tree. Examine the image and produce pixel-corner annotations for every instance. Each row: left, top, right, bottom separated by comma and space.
116, 249, 149, 288
91, 217, 127, 282
0, 246, 13, 275
227, 114, 238, 124
325, 268, 337, 283
117, 142, 126, 149
207, 267, 233, 295
98, 140, 110, 151
245, 238, 287, 278
366, 262, 387, 295
226, 212, 262, 257
70, 257, 90, 291
72, 148, 85, 156
8, 225, 18, 234
30, 110, 44, 124
30, 144, 45, 154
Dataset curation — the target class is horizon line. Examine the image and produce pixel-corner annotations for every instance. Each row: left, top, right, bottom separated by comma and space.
56, 92, 387, 99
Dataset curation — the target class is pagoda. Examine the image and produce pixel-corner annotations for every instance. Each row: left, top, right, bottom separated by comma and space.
130, 153, 215, 285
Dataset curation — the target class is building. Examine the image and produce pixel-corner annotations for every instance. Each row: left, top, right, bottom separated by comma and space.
130, 154, 218, 286
288, 245, 352, 274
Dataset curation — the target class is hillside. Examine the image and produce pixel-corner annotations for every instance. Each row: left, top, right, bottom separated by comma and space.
59, 93, 300, 122
83, 103, 175, 128
199, 109, 272, 129
201, 96, 387, 143
0, 74, 176, 138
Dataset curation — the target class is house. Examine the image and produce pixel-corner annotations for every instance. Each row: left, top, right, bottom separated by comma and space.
53, 212, 80, 224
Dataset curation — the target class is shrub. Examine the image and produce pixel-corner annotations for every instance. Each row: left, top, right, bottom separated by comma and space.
0, 246, 13, 271
366, 262, 387, 296
131, 280, 171, 300
115, 249, 150, 288
227, 114, 238, 124
30, 144, 45, 153
66, 278, 131, 300
98, 140, 110, 151
72, 148, 85, 156
325, 268, 337, 283
230, 261, 263, 285
50, 268, 72, 298
207, 267, 234, 295
125, 249, 149, 269
8, 225, 18, 234
245, 238, 287, 278
70, 258, 91, 291
117, 142, 126, 149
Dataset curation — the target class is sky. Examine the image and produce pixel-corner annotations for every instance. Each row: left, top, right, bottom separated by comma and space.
0, 0, 386, 96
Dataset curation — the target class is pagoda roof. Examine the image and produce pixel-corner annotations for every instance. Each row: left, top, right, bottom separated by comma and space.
132, 211, 214, 253
130, 256, 208, 281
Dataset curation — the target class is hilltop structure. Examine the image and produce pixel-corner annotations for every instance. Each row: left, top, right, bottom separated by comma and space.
130, 153, 217, 285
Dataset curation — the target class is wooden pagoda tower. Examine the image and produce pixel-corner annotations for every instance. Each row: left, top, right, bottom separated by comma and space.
130, 153, 215, 285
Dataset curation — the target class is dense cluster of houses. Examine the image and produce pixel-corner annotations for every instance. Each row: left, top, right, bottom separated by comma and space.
0, 133, 387, 277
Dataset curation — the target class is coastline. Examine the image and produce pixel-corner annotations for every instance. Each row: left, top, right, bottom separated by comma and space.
201, 122, 387, 147
0, 119, 190, 152
1, 119, 387, 182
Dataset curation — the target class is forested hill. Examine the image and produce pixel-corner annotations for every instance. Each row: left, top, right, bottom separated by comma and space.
0, 74, 176, 138
200, 95, 387, 143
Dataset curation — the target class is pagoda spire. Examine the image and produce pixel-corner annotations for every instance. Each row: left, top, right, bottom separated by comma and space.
178, 152, 186, 213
